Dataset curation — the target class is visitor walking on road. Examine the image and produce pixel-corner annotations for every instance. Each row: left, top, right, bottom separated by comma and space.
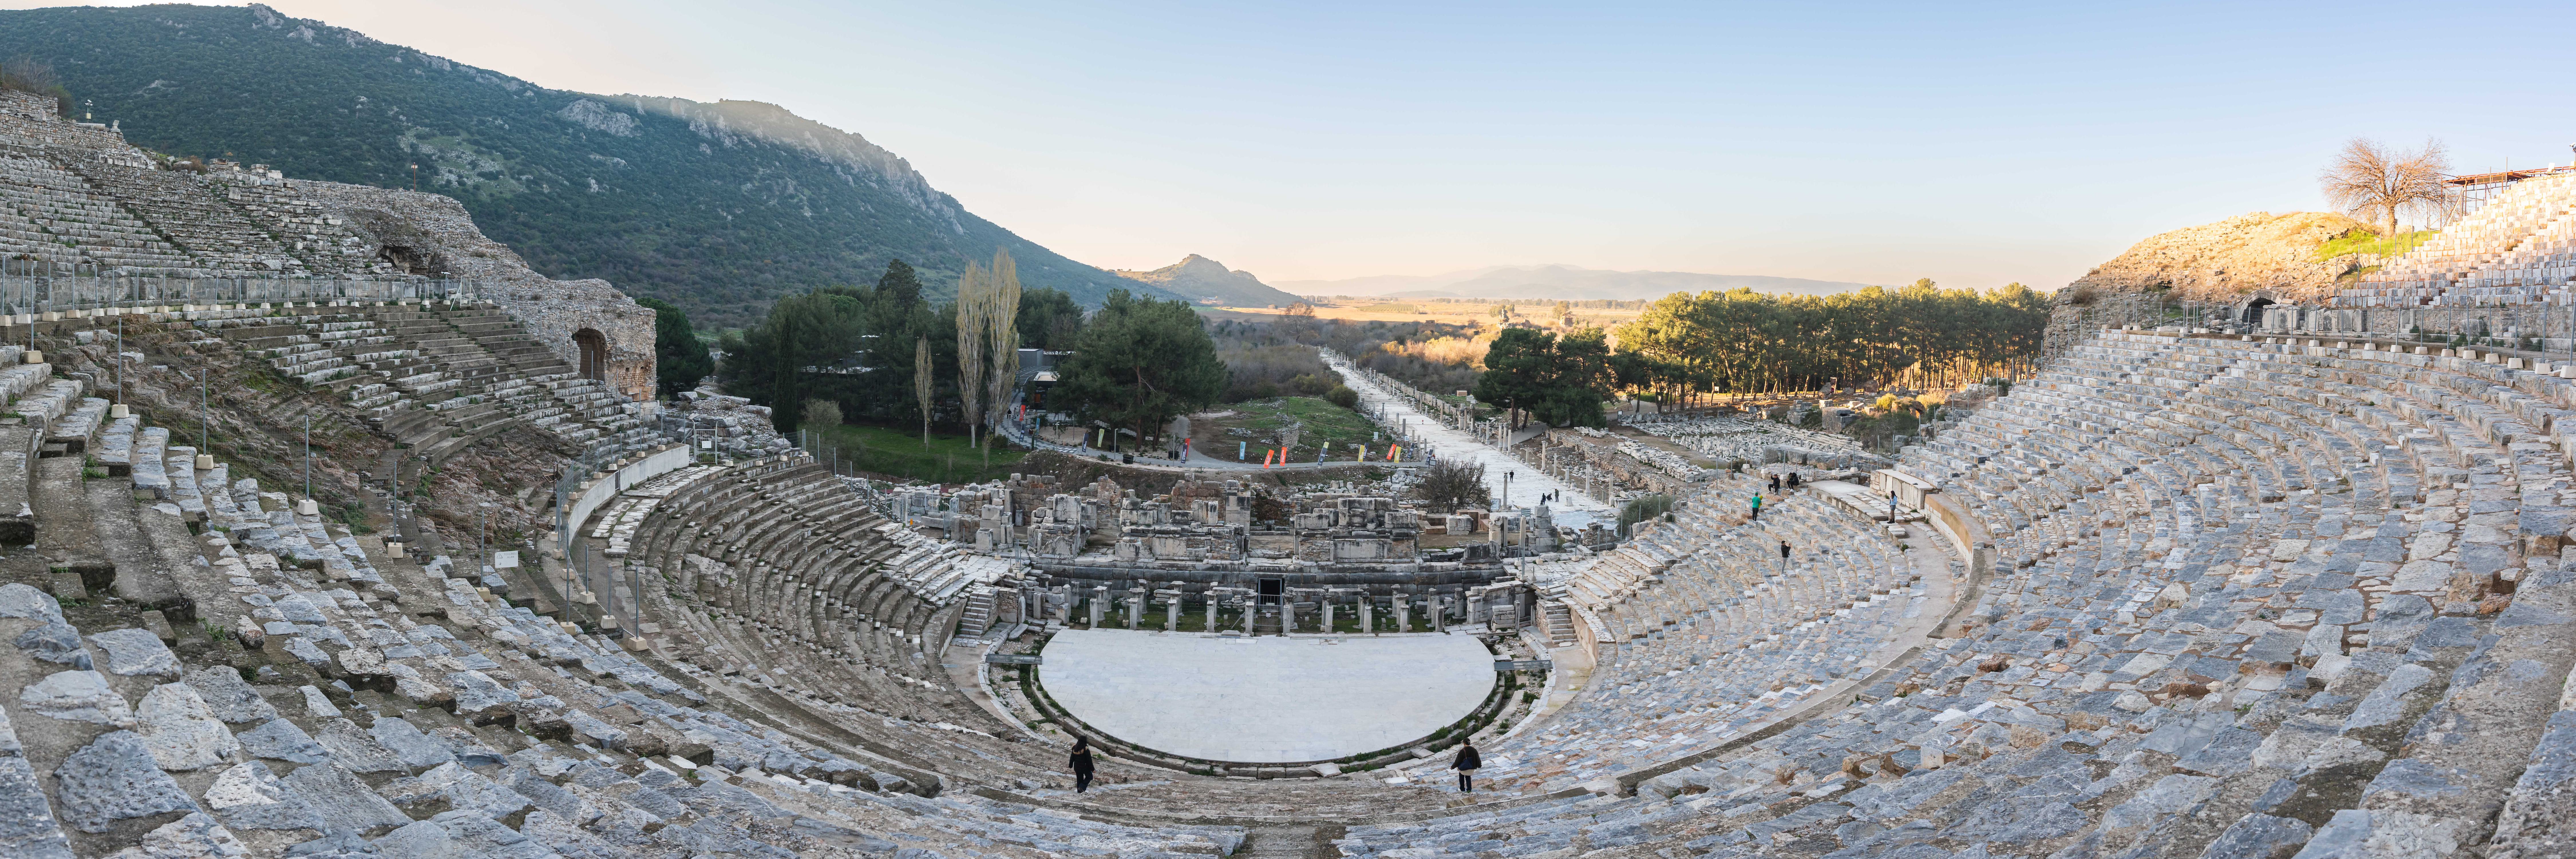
1071, 738, 1095, 793
1452, 740, 1482, 793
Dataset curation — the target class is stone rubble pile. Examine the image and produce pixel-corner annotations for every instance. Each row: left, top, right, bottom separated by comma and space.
668, 385, 791, 458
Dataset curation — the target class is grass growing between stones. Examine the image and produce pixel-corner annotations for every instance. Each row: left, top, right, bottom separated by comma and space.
807, 423, 1029, 484
1186, 396, 1387, 464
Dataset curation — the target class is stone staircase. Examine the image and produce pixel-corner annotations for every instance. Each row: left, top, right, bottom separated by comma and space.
955, 586, 997, 639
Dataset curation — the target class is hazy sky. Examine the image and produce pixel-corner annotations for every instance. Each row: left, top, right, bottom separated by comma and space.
16, 1, 2575, 289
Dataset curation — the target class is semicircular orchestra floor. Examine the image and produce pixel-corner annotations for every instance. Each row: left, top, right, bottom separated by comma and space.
1039, 629, 1497, 763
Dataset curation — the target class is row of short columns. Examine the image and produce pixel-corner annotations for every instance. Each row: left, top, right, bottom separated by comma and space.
1049, 584, 1509, 635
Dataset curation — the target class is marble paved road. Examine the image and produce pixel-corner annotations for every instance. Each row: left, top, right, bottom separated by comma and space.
1041, 629, 1496, 763
1321, 350, 1616, 528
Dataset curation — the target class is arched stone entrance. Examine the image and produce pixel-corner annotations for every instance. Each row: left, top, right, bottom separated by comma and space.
574, 328, 608, 382
2238, 296, 2276, 326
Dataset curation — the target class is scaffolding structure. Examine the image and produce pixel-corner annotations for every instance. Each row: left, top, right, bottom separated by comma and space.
2445, 165, 2576, 212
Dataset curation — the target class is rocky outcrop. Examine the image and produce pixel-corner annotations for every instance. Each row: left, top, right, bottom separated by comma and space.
2061, 211, 2373, 306
1114, 254, 1304, 307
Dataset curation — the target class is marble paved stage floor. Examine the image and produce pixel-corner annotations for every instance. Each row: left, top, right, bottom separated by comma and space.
1040, 629, 1497, 763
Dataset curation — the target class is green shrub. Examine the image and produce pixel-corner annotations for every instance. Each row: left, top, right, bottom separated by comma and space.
1324, 385, 1360, 411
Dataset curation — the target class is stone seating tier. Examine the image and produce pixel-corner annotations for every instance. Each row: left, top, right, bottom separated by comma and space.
2344, 171, 2576, 306
193, 302, 652, 483
1326, 328, 2576, 858
11, 318, 2576, 858
1, 389, 1252, 859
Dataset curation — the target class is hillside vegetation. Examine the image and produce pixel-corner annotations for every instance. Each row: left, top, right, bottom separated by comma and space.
2059, 211, 2374, 306
0, 3, 1170, 326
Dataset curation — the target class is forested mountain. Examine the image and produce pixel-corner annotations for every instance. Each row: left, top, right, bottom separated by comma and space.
0, 3, 1169, 327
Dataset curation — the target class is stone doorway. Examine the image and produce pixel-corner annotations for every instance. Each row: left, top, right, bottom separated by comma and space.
2239, 297, 2275, 326
573, 328, 608, 381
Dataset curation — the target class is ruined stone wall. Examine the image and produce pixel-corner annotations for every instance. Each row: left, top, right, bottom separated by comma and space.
287, 182, 547, 281
1534, 428, 1698, 497
484, 278, 657, 400
285, 183, 655, 400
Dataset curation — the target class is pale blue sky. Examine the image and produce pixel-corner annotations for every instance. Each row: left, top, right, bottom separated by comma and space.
19, 1, 2575, 289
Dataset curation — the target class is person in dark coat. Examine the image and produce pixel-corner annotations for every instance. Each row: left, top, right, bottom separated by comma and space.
1452, 741, 1482, 793
1070, 738, 1095, 793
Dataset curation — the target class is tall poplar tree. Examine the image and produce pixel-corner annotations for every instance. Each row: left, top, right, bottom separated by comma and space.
914, 336, 933, 448
984, 248, 1023, 440
954, 261, 989, 447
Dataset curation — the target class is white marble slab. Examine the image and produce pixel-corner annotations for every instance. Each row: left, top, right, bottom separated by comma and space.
1041, 629, 1496, 763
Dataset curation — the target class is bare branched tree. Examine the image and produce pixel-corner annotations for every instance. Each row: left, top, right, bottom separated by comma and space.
2321, 137, 2456, 239
1415, 458, 1488, 514
0, 56, 73, 116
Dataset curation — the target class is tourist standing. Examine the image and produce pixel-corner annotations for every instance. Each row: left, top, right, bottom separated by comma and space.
1452, 740, 1482, 793
1750, 493, 1762, 521
1779, 541, 1790, 576
1070, 738, 1095, 793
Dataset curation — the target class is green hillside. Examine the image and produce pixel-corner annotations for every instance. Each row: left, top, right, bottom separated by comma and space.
0, 3, 1168, 327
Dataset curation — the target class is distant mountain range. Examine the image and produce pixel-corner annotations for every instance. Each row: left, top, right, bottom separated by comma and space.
0, 3, 1171, 327
1112, 254, 1305, 308
1272, 265, 1875, 301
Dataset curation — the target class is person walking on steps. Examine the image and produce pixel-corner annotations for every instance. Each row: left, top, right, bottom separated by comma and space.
1750, 493, 1762, 521
1779, 540, 1791, 577
1453, 740, 1482, 793
1070, 738, 1095, 793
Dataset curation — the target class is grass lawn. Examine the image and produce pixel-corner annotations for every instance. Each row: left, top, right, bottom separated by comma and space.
1186, 396, 1389, 464
808, 423, 1027, 484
